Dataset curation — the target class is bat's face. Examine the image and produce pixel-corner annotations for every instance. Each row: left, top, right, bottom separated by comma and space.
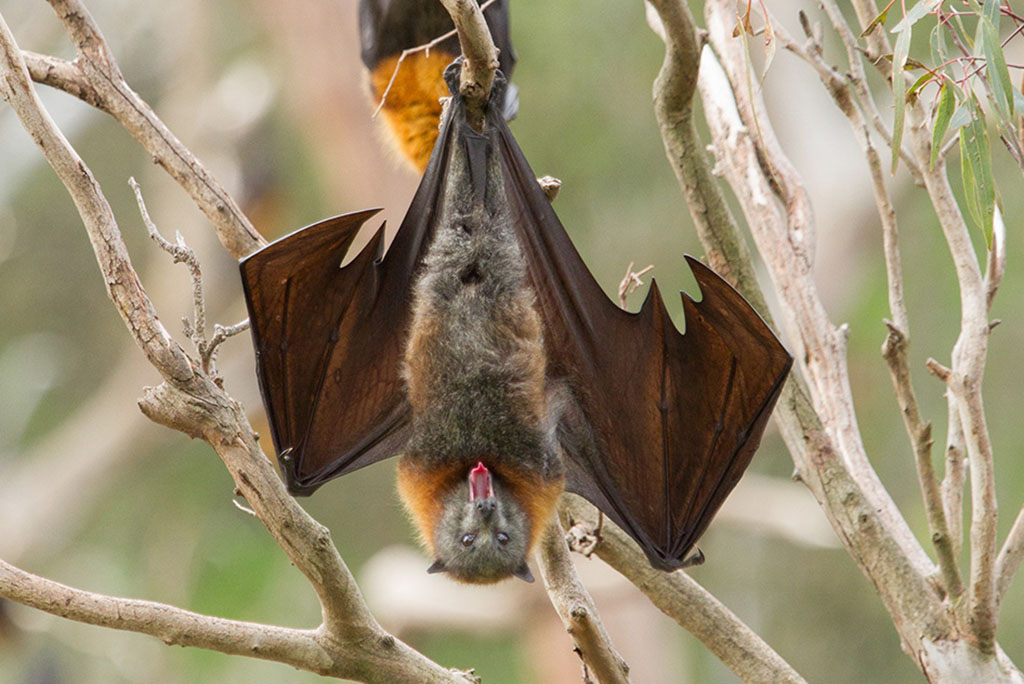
427, 462, 534, 583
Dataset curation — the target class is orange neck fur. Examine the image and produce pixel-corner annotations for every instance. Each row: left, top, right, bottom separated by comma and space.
396, 457, 565, 557
369, 51, 454, 172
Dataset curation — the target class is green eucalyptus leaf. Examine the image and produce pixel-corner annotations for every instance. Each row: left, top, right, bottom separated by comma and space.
891, 0, 940, 33
929, 20, 947, 65
891, 26, 911, 173
931, 82, 955, 169
948, 103, 972, 132
959, 98, 995, 246
978, 0, 1014, 119
861, 8, 889, 37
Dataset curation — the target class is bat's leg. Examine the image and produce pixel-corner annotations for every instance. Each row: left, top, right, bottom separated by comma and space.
591, 510, 605, 554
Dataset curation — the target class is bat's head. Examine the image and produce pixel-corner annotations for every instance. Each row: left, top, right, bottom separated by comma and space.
427, 462, 534, 584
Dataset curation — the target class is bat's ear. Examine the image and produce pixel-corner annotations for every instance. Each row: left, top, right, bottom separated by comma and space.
512, 563, 534, 583
426, 559, 447, 575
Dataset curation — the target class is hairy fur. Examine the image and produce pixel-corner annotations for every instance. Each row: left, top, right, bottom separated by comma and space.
369, 52, 453, 171
398, 118, 564, 581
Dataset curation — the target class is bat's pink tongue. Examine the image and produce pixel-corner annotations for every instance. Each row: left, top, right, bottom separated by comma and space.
468, 462, 493, 501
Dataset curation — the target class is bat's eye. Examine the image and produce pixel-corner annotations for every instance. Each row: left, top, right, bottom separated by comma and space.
495, 532, 510, 546
461, 533, 475, 547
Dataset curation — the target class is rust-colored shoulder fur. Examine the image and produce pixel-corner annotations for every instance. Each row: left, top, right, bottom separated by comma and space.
395, 458, 463, 554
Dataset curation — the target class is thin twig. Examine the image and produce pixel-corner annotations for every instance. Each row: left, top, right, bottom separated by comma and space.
205, 320, 251, 376
232, 496, 259, 518
617, 262, 654, 308
130, 177, 207, 350
36, 0, 264, 258
129, 177, 249, 375
996, 506, 1024, 605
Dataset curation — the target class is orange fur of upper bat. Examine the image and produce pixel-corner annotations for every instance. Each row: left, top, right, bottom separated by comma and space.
369, 51, 453, 172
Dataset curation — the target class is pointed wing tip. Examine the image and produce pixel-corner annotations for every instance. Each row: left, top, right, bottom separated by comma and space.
682, 254, 728, 300
241, 207, 385, 266
680, 254, 786, 347
638, 276, 664, 311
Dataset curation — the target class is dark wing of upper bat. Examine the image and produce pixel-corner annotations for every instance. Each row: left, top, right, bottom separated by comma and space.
239, 126, 457, 494
486, 100, 793, 570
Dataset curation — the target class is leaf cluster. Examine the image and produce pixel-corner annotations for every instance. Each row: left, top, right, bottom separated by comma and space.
875, 0, 1021, 245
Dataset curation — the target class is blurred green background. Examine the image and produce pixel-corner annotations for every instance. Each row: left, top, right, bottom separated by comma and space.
1, 0, 1022, 682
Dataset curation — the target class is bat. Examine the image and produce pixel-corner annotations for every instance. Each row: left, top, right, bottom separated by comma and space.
240, 63, 792, 582
360, 0, 517, 171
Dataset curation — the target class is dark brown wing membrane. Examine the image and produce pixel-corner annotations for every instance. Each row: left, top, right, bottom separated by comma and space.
239, 125, 457, 494
491, 109, 792, 569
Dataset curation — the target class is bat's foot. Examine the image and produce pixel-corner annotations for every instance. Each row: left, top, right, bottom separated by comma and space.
680, 548, 705, 568
565, 512, 603, 558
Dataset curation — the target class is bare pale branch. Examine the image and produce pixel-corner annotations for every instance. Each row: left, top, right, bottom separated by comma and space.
903, 88, 998, 656
943, 404, 968, 558
22, 50, 103, 108
882, 322, 962, 598
535, 519, 631, 684
36, 0, 265, 258
559, 496, 806, 684
437, 0, 499, 130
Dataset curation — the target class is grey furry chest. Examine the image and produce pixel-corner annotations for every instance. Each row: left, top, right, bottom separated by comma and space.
401, 134, 557, 475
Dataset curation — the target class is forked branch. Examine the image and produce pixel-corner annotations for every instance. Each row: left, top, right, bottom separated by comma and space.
31, 0, 264, 258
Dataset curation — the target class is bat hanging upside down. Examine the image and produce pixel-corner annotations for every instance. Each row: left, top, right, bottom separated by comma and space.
240, 62, 791, 583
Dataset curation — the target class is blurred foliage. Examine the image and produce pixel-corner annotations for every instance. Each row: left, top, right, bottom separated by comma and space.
881, 0, 1024, 242
0, 0, 1022, 683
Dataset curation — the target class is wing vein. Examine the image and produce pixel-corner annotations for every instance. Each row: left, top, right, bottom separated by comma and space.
675, 356, 738, 556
